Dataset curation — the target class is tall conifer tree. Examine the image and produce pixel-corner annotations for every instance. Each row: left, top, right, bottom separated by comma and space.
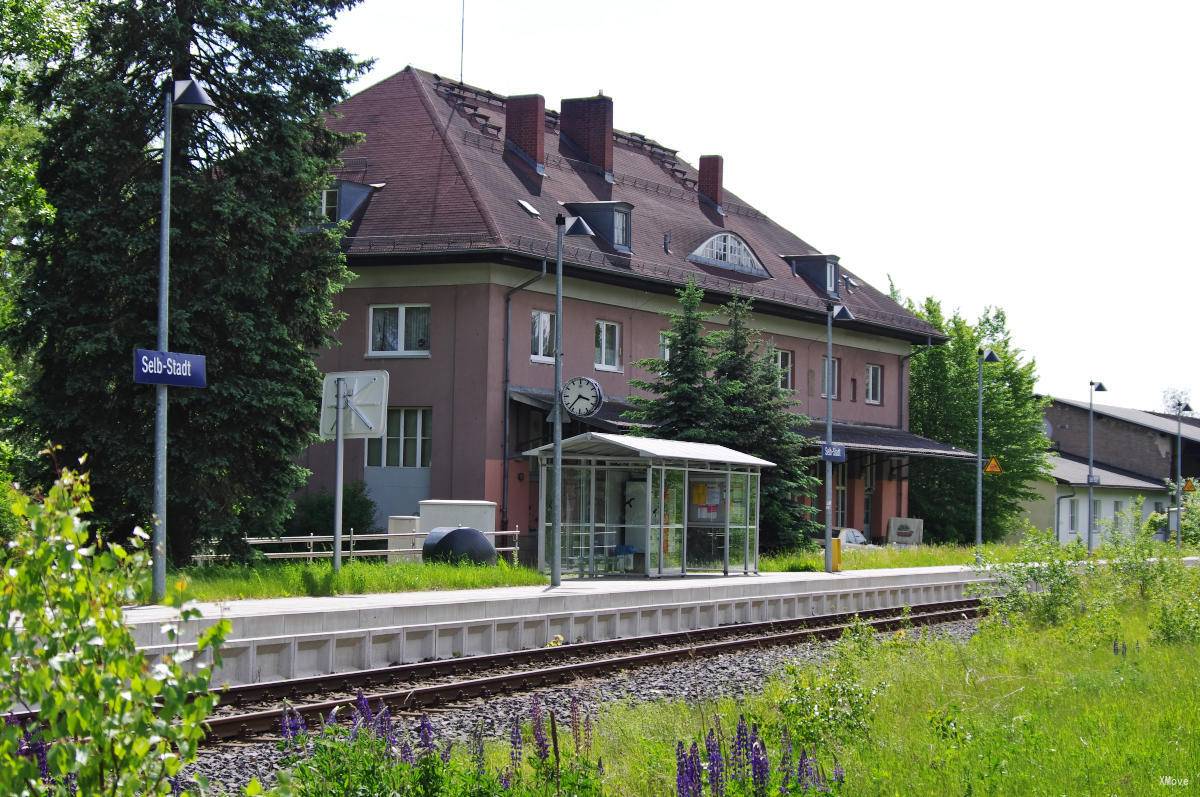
625, 280, 721, 441
8, 1, 368, 560
710, 296, 819, 550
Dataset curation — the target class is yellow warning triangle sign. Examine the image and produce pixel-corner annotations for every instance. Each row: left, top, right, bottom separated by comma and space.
984, 456, 1003, 475
1185, 478, 1196, 493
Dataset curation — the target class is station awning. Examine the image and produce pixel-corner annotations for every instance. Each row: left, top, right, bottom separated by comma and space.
802, 422, 975, 461
524, 432, 775, 467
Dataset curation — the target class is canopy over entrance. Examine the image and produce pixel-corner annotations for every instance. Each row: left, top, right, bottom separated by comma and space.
525, 433, 774, 578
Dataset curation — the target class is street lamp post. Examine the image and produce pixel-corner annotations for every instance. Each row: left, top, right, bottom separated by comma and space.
823, 300, 853, 573
152, 77, 215, 602
1175, 400, 1193, 549
550, 213, 593, 588
1086, 380, 1106, 554
975, 349, 999, 554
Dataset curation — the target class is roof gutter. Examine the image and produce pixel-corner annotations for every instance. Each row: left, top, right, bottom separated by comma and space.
501, 259, 548, 531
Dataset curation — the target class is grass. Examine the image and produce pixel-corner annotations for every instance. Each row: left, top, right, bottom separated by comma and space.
159, 558, 547, 602
759, 541, 1023, 572
587, 603, 1200, 796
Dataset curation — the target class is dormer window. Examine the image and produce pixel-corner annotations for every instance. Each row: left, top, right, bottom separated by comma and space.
688, 233, 769, 278
826, 259, 837, 293
320, 187, 339, 222
614, 208, 630, 248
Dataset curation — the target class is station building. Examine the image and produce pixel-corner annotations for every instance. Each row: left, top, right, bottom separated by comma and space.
302, 66, 972, 561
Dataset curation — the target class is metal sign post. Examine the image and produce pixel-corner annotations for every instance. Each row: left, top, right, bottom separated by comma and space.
320, 371, 390, 573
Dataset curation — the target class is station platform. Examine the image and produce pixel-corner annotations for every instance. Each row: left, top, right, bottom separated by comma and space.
126, 565, 988, 686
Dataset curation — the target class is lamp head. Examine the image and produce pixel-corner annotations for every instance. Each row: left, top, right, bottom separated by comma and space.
1181, 402, 1194, 414
980, 348, 1000, 363
1091, 381, 1107, 392
830, 303, 854, 322
172, 78, 216, 112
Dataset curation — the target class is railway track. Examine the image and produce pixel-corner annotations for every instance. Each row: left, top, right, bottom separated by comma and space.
205, 598, 981, 741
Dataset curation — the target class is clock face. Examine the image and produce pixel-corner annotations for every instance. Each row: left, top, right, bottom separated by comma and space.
561, 377, 603, 418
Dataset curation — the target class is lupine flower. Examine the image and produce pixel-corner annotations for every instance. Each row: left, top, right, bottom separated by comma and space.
584, 707, 594, 756
399, 739, 415, 765
531, 697, 550, 761
676, 741, 703, 797
688, 742, 704, 797
833, 760, 845, 785
705, 729, 725, 797
570, 693, 583, 754
510, 717, 523, 773
418, 714, 436, 754
440, 740, 454, 763
731, 716, 751, 782
470, 723, 486, 772
797, 749, 823, 790
677, 742, 689, 797
500, 769, 512, 790
778, 731, 793, 794
750, 740, 770, 797
376, 708, 395, 749
354, 690, 374, 727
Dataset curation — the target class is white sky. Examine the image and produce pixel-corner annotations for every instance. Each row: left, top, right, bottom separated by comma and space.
325, 0, 1198, 413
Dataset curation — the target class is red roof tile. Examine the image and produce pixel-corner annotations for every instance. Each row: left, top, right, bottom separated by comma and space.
325, 67, 942, 342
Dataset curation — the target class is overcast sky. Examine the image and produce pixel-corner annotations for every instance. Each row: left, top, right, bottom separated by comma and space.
325, 0, 1198, 413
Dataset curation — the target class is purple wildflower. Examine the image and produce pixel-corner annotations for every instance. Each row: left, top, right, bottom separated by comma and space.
677, 742, 689, 797
399, 739, 415, 765
470, 723, 486, 772
530, 697, 550, 761
353, 690, 373, 727
731, 715, 750, 782
500, 769, 512, 790
833, 760, 845, 785
676, 741, 703, 797
778, 730, 793, 794
705, 729, 725, 797
440, 740, 454, 763
510, 717, 523, 773
797, 748, 823, 790
750, 740, 769, 797
417, 714, 436, 755
376, 708, 395, 749
570, 693, 583, 754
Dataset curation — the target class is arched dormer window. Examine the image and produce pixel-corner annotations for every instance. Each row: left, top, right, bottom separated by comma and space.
688, 233, 769, 278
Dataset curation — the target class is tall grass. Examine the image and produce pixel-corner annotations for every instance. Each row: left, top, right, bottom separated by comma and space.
157, 558, 547, 602
759, 542, 1022, 572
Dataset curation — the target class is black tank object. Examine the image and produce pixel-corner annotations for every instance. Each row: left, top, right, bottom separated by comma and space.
422, 526, 497, 565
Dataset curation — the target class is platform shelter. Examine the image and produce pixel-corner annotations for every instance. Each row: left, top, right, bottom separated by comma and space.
525, 433, 774, 577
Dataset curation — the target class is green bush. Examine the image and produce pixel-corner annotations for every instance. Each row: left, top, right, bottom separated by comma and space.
974, 524, 1088, 626
287, 480, 377, 535
0, 465, 228, 794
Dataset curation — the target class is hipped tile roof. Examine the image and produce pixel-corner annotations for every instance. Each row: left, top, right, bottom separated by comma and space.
325, 67, 942, 342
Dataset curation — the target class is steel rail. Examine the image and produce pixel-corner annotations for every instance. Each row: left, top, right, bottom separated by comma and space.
205, 599, 981, 741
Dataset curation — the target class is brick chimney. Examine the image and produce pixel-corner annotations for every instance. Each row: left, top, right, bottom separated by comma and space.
560, 94, 614, 177
505, 94, 545, 173
699, 155, 723, 208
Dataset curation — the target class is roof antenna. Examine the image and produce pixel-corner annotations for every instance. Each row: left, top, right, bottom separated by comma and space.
459, 0, 466, 84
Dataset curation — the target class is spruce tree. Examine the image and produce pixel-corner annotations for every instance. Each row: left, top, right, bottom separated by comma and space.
625, 279, 721, 441
711, 296, 820, 550
8, 1, 368, 561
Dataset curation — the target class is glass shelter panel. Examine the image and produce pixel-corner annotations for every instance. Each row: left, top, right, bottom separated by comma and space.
649, 468, 661, 574
561, 466, 592, 576
592, 468, 647, 575
686, 474, 726, 572
749, 472, 760, 572
728, 472, 749, 573
659, 468, 685, 574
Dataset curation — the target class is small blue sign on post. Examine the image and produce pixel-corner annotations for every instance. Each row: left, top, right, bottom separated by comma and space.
133, 349, 207, 388
821, 442, 847, 462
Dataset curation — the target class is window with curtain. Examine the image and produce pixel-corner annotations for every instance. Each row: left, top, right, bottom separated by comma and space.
369, 305, 430, 355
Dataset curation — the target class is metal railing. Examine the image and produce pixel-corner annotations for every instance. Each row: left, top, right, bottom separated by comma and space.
191, 530, 520, 565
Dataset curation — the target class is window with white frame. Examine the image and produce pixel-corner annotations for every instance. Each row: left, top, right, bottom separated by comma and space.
865, 363, 883, 405
826, 259, 837, 293
594, 320, 620, 370
821, 356, 840, 399
1113, 500, 1124, 530
530, 310, 555, 362
1092, 499, 1102, 524
688, 233, 769, 277
366, 408, 432, 468
1069, 499, 1078, 532
320, 188, 339, 223
776, 350, 794, 391
658, 331, 671, 362
1154, 501, 1166, 514
369, 305, 430, 355
614, 209, 631, 248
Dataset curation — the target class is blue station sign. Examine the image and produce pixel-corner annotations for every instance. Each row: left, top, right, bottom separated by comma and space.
133, 348, 207, 388
820, 443, 847, 463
